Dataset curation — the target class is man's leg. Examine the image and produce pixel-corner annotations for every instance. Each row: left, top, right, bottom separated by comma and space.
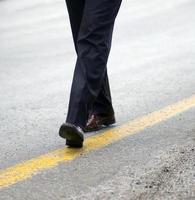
59, 0, 86, 148
89, 15, 115, 116
65, 0, 85, 53
66, 0, 122, 129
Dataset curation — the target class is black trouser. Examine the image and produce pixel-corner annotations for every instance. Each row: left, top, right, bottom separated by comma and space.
65, 0, 122, 128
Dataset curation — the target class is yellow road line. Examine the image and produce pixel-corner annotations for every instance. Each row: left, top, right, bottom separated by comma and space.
0, 95, 195, 189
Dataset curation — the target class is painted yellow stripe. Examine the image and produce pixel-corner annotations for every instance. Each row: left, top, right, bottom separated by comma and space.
0, 95, 195, 189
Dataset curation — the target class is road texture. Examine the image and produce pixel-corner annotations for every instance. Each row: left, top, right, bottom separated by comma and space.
0, 0, 195, 199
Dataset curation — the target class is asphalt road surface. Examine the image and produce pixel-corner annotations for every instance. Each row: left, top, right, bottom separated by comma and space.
0, 0, 195, 199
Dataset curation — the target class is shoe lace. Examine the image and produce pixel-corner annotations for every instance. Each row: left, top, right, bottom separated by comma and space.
87, 114, 95, 126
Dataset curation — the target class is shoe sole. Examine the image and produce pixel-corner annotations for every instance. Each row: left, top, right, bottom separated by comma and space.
59, 123, 84, 148
102, 117, 116, 126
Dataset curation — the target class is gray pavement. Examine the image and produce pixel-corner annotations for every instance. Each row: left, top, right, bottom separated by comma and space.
0, 0, 195, 199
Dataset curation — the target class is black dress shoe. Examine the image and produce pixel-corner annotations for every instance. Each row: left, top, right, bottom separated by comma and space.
59, 123, 84, 148
84, 113, 116, 132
